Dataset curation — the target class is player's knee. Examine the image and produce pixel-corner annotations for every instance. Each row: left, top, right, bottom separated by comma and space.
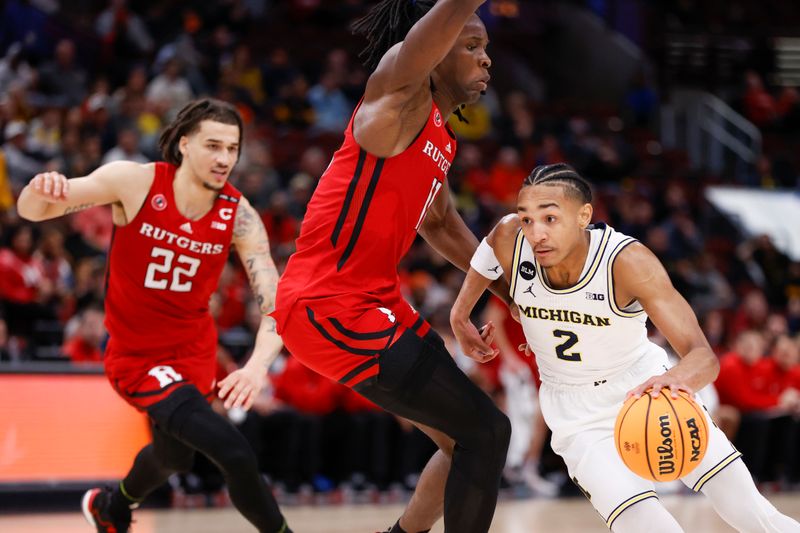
161, 450, 194, 473
491, 409, 512, 456
465, 405, 511, 460
214, 444, 259, 478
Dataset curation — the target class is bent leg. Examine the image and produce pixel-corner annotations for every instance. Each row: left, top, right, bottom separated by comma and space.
150, 386, 290, 533
355, 330, 511, 533
701, 459, 800, 533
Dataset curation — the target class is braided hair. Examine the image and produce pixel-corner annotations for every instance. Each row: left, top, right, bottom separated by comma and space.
352, 0, 437, 72
158, 98, 243, 166
351, 0, 471, 123
523, 163, 593, 204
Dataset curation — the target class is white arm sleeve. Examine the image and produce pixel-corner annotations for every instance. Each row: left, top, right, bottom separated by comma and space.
470, 238, 504, 280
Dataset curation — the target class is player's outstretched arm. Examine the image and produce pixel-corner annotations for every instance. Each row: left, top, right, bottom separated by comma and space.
219, 197, 282, 410
449, 216, 519, 363
616, 243, 720, 399
17, 161, 149, 221
420, 179, 511, 301
368, 0, 487, 97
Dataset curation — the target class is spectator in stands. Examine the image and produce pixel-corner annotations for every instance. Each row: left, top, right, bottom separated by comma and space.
95, 0, 154, 83
37, 39, 87, 108
2, 121, 44, 190
743, 70, 777, 127
0, 225, 55, 346
26, 107, 62, 161
702, 309, 729, 355
495, 90, 537, 148
102, 127, 148, 164
716, 329, 800, 481
146, 58, 194, 117
273, 74, 314, 130
0, 42, 34, 94
716, 330, 794, 413
69, 202, 113, 254
68, 257, 106, 313
261, 190, 300, 252
729, 289, 770, 341
35, 226, 72, 314
62, 304, 106, 363
308, 71, 352, 134
622, 69, 659, 129
737, 235, 791, 307
487, 146, 527, 206
227, 44, 266, 107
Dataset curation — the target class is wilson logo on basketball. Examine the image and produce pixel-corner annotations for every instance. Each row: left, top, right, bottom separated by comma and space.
151, 194, 167, 211
657, 414, 675, 476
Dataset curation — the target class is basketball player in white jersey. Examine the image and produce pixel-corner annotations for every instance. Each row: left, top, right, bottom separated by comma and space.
450, 163, 800, 532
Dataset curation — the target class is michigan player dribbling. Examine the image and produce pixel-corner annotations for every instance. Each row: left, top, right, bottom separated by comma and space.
273, 1, 513, 532
17, 99, 291, 533
451, 163, 800, 532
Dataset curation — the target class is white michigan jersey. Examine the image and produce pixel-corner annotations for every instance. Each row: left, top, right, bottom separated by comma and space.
509, 222, 668, 385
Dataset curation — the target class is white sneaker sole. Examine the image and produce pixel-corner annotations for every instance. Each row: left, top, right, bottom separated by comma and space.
81, 489, 99, 527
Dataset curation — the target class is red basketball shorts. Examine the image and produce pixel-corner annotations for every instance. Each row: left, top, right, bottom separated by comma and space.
278, 295, 431, 388
104, 337, 217, 412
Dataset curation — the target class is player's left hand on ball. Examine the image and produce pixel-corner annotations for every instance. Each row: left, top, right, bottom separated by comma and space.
626, 374, 693, 400
218, 366, 267, 411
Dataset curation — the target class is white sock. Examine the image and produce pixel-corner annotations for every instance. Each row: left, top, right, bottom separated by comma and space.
701, 459, 800, 532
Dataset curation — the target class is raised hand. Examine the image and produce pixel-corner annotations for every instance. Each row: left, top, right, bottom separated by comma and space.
29, 172, 70, 201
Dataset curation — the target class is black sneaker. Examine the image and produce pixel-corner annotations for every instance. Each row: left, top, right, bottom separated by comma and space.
81, 487, 132, 533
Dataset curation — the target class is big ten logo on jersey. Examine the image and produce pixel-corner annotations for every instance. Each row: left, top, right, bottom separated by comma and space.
148, 365, 184, 388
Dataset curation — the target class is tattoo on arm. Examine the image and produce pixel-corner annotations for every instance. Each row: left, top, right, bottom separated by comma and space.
64, 203, 94, 215
235, 201, 279, 319
233, 200, 258, 239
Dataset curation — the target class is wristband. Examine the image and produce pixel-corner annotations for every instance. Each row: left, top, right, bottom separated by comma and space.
470, 238, 503, 280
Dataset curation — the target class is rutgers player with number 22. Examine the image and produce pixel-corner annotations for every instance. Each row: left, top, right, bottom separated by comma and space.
17, 99, 291, 533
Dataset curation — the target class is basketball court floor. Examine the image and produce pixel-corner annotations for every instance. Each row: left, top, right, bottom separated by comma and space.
3, 493, 799, 532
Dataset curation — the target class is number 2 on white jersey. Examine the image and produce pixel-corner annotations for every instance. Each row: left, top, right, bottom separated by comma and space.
144, 247, 200, 292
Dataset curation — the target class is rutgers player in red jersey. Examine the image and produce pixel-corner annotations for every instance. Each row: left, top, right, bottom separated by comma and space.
274, 2, 511, 532
17, 99, 291, 533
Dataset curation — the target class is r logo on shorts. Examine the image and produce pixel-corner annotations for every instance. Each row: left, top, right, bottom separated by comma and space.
148, 365, 184, 388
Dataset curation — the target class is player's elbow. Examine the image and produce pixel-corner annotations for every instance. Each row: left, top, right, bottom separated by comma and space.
704, 349, 720, 382
16, 200, 44, 222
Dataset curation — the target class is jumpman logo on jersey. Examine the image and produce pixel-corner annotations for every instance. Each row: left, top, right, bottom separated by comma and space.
523, 283, 536, 297
488, 265, 501, 274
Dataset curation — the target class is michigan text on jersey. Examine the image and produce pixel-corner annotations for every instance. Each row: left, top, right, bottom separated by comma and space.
517, 305, 611, 327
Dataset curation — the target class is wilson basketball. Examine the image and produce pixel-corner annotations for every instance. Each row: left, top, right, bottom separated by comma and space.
614, 389, 709, 482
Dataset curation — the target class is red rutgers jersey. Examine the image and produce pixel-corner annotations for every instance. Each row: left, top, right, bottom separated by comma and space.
104, 162, 241, 354
274, 101, 456, 329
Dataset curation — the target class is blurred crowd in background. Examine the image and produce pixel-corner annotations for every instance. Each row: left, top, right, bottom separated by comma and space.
0, 0, 799, 504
